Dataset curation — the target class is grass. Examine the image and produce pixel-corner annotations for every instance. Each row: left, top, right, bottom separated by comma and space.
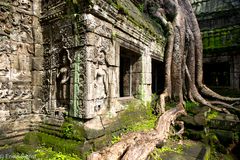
119, 100, 158, 133
149, 145, 183, 160
207, 111, 219, 120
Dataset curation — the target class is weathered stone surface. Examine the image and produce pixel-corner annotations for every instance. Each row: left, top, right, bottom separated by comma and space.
207, 113, 240, 131
32, 71, 44, 86
32, 57, 44, 71
0, 0, 167, 145
150, 140, 210, 160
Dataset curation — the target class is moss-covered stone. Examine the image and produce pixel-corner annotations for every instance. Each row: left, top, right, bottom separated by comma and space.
61, 118, 86, 141
149, 140, 210, 160
84, 99, 157, 139
103, 0, 166, 43
202, 25, 240, 54
22, 132, 84, 156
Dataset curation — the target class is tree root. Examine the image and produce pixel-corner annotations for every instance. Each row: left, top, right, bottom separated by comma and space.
209, 101, 240, 112
199, 85, 240, 102
88, 106, 186, 160
88, 0, 240, 159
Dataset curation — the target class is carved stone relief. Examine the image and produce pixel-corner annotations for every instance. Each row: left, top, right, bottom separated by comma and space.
93, 49, 109, 112
84, 34, 118, 118
10, 43, 32, 82
0, 0, 34, 118
56, 48, 72, 109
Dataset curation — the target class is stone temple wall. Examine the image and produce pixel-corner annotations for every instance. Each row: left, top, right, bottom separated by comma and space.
0, 0, 166, 145
0, 0, 43, 145
40, 0, 165, 120
192, 0, 240, 90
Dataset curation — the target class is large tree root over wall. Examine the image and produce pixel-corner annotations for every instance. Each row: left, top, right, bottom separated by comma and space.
88, 0, 240, 159
88, 106, 186, 160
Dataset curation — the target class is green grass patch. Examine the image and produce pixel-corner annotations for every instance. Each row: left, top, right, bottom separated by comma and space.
207, 111, 219, 120
185, 101, 199, 113
35, 147, 81, 160
111, 135, 121, 145
119, 100, 158, 133
61, 118, 86, 141
149, 145, 183, 160
23, 132, 84, 157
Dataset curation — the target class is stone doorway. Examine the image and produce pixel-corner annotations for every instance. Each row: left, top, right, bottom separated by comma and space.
203, 62, 230, 87
119, 47, 141, 97
152, 59, 164, 94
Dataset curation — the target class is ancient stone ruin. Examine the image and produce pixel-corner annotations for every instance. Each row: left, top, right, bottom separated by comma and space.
0, 0, 166, 145
0, 0, 239, 152
192, 0, 240, 89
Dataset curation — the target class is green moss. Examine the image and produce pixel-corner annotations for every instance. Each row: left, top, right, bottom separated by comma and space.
24, 132, 41, 146
137, 3, 144, 13
185, 101, 199, 113
23, 132, 84, 157
202, 25, 240, 53
116, 2, 129, 15
108, 0, 165, 44
184, 129, 205, 140
65, 0, 92, 14
203, 146, 211, 160
157, 146, 183, 154
14, 144, 36, 155
111, 31, 117, 41
149, 145, 183, 160
11, 147, 82, 160
207, 111, 219, 120
111, 135, 121, 145
118, 100, 157, 132
61, 118, 86, 141
35, 147, 81, 160
0, 144, 10, 150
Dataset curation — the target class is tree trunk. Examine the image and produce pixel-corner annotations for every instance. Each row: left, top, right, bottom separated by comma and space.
88, 0, 240, 159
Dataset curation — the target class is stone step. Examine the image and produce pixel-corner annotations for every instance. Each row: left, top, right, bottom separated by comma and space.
149, 140, 210, 160
208, 113, 240, 131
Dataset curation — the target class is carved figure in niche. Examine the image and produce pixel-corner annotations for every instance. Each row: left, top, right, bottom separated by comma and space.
10, 44, 31, 81
56, 47, 72, 109
93, 49, 108, 112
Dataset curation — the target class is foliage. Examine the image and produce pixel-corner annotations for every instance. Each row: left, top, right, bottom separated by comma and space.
12, 154, 32, 160
14, 144, 36, 155
157, 146, 183, 154
35, 147, 81, 160
207, 111, 219, 120
111, 135, 121, 145
137, 3, 144, 12
119, 100, 157, 133
111, 31, 117, 42
149, 146, 183, 160
23, 132, 83, 157
116, 2, 129, 15
61, 118, 86, 141
185, 101, 198, 113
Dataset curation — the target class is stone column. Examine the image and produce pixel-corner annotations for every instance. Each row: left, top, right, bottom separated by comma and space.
32, 0, 44, 113
233, 55, 240, 90
140, 47, 152, 102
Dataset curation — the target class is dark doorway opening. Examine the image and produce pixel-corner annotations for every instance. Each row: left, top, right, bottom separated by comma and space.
152, 59, 164, 94
203, 62, 230, 87
120, 47, 141, 97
